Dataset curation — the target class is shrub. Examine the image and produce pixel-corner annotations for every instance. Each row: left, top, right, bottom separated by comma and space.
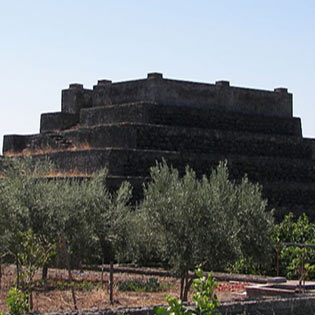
117, 277, 169, 292
154, 266, 220, 315
6, 287, 29, 315
274, 213, 315, 279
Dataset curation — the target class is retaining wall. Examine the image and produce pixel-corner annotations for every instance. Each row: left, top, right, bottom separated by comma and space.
39, 295, 315, 315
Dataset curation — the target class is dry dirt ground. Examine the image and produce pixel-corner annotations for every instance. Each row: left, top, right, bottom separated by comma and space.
0, 265, 249, 313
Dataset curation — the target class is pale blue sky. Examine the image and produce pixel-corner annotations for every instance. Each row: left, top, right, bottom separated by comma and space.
1, 0, 315, 153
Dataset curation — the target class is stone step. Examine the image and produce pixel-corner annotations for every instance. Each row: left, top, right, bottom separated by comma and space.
79, 102, 302, 137
40, 112, 79, 133
27, 148, 315, 184
245, 281, 315, 298
133, 124, 309, 159
245, 285, 296, 297
3, 123, 311, 160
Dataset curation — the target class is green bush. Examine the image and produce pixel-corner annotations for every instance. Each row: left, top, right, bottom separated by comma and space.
226, 257, 271, 275
117, 277, 169, 292
6, 287, 30, 315
154, 266, 220, 315
274, 213, 315, 279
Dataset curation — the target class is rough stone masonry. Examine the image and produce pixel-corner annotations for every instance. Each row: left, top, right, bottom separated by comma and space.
2, 73, 315, 220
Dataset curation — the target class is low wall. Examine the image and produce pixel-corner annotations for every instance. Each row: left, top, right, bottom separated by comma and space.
40, 295, 315, 315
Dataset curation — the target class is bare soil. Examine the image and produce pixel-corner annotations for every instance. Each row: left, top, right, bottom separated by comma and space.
0, 265, 249, 313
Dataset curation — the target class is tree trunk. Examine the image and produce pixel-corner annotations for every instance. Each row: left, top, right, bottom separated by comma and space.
101, 258, 104, 289
180, 275, 185, 300
0, 259, 2, 290
276, 240, 280, 276
109, 261, 114, 304
64, 243, 77, 310
16, 258, 20, 289
42, 263, 48, 282
183, 272, 193, 302
29, 290, 33, 311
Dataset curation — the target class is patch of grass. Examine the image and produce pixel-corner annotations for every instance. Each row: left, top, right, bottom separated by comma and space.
54, 279, 99, 291
30, 279, 99, 292
117, 277, 170, 293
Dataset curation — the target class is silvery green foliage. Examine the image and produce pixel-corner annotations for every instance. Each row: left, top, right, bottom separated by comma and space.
0, 156, 56, 262
134, 159, 274, 276
235, 175, 274, 265
86, 173, 132, 262
0, 157, 132, 267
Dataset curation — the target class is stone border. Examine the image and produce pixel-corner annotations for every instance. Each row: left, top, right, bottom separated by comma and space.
35, 295, 315, 315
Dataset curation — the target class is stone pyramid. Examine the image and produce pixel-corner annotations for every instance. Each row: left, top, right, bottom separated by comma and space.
3, 73, 315, 219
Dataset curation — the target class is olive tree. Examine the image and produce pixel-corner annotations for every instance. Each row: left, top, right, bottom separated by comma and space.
0, 156, 132, 306
83, 172, 132, 304
0, 157, 57, 283
135, 160, 274, 300
38, 168, 132, 305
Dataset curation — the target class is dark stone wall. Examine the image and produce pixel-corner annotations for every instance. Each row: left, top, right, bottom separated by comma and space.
26, 148, 315, 219
35, 149, 315, 184
134, 125, 310, 159
40, 112, 79, 133
62, 84, 93, 114
264, 184, 315, 218
3, 134, 31, 154
303, 138, 315, 159
5, 122, 308, 159
91, 75, 292, 118
80, 103, 302, 137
